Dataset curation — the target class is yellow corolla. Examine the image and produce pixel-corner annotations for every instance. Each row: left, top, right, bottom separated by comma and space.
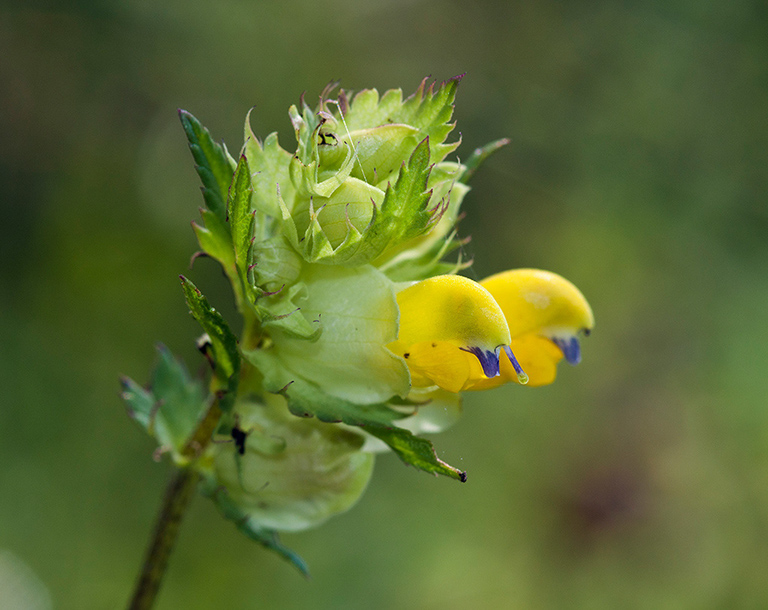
387, 275, 528, 393
471, 269, 594, 389
388, 270, 593, 393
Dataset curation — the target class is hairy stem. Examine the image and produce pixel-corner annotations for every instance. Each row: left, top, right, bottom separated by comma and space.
128, 466, 200, 610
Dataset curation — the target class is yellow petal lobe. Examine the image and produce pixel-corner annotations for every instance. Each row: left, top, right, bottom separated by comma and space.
468, 335, 563, 390
403, 341, 485, 393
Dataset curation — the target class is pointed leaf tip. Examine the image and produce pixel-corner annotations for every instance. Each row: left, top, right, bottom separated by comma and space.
461, 138, 511, 182
180, 276, 240, 391
179, 110, 235, 221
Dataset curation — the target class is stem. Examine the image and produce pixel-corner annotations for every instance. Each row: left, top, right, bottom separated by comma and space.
128, 466, 200, 610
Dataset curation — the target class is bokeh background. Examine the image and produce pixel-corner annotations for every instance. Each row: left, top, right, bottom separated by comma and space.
2, 1, 768, 608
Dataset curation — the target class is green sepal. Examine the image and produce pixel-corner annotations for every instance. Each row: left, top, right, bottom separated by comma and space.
394, 389, 463, 437
179, 109, 236, 223
459, 137, 510, 182
255, 280, 322, 341
302, 198, 336, 260
380, 243, 470, 282
180, 276, 240, 411
342, 124, 420, 185
244, 350, 466, 481
200, 477, 309, 577
120, 345, 207, 458
277, 190, 300, 252
250, 264, 408, 402
250, 234, 303, 293
258, 296, 322, 341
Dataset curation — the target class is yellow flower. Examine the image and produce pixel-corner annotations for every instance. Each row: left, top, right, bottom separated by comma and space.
473, 269, 594, 388
387, 274, 516, 393
389, 270, 593, 393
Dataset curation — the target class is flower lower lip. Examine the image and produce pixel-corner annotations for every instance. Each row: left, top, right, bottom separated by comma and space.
551, 336, 581, 365
460, 346, 501, 378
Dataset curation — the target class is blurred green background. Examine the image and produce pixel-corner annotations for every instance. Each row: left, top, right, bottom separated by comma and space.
2, 0, 768, 608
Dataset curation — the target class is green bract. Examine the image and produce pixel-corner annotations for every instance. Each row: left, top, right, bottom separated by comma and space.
122, 76, 511, 573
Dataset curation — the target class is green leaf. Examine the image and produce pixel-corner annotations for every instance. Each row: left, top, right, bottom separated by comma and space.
120, 345, 207, 455
378, 136, 434, 242
244, 349, 466, 481
180, 276, 240, 405
179, 109, 236, 222
192, 209, 235, 269
272, 373, 405, 427
120, 375, 155, 429
460, 137, 510, 182
228, 156, 256, 299
283, 376, 464, 481
365, 426, 466, 482
149, 346, 208, 448
372, 160, 471, 280
192, 207, 253, 314
395, 75, 462, 164
340, 76, 462, 165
